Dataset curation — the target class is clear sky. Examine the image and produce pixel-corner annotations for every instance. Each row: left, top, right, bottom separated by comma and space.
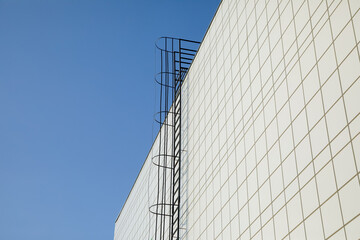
0, 0, 220, 240
0, 0, 220, 239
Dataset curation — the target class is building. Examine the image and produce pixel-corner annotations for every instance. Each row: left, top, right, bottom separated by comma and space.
114, 0, 360, 239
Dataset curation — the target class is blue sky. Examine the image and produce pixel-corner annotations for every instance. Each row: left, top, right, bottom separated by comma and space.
0, 0, 220, 239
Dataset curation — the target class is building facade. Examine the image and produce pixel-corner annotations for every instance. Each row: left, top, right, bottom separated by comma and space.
114, 0, 360, 239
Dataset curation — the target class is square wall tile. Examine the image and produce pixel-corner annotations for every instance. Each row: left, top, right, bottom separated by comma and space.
326, 99, 347, 140
277, 102, 291, 135
316, 162, 337, 203
303, 68, 320, 103
282, 153, 298, 187
292, 109, 308, 146
287, 193, 303, 231
322, 73, 342, 112
306, 91, 324, 130
280, 127, 294, 160
344, 78, 360, 122
333, 144, 356, 188
318, 47, 337, 85
295, 137, 312, 172
290, 86, 305, 118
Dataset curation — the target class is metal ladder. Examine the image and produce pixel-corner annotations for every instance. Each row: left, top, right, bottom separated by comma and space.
171, 39, 200, 240
171, 78, 182, 239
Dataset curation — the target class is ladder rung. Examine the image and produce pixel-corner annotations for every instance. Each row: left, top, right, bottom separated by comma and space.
174, 169, 180, 178
174, 177, 179, 186
180, 52, 195, 57
173, 189, 179, 197
172, 217, 179, 225
172, 203, 179, 212
174, 60, 192, 65
175, 117, 180, 125
180, 47, 198, 52
180, 56, 194, 61
175, 124, 180, 133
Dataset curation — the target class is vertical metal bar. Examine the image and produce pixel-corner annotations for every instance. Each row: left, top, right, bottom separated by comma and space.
169, 38, 175, 240
161, 37, 168, 240
155, 48, 163, 240
177, 39, 182, 240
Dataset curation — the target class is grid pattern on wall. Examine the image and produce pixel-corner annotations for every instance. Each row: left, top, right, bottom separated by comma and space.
114, 127, 174, 239
181, 0, 360, 239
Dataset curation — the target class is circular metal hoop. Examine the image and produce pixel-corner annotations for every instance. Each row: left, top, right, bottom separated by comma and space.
154, 111, 177, 127
152, 153, 179, 169
149, 203, 177, 217
154, 72, 178, 88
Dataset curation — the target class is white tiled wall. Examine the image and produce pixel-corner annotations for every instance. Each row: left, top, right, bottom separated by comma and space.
181, 0, 360, 239
115, 0, 360, 239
